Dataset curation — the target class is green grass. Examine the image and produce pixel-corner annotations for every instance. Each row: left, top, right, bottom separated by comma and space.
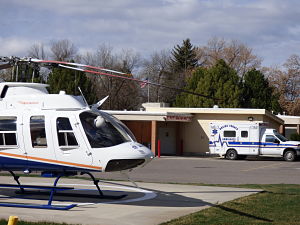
161, 184, 300, 225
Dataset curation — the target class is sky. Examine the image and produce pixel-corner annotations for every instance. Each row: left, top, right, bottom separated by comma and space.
1, 0, 300, 67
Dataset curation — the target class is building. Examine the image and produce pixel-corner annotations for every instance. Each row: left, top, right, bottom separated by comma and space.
277, 115, 300, 139
106, 103, 284, 156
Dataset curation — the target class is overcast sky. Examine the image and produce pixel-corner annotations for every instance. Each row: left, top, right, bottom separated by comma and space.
1, 0, 300, 67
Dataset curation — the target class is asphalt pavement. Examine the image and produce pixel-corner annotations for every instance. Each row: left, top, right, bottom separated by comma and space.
96, 156, 300, 184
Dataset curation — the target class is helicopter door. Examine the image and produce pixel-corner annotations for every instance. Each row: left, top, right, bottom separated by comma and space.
22, 115, 56, 168
52, 116, 93, 167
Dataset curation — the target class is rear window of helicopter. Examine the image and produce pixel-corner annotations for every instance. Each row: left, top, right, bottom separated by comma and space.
0, 117, 17, 146
56, 117, 78, 147
30, 116, 47, 148
79, 111, 131, 148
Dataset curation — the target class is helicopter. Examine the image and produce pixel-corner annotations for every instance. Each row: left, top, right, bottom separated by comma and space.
0, 56, 218, 210
0, 57, 157, 210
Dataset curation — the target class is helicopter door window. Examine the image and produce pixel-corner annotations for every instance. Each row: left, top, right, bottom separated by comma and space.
56, 117, 78, 147
30, 116, 47, 148
0, 117, 17, 147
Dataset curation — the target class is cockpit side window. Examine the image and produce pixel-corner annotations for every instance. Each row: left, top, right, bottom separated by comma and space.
30, 116, 47, 148
79, 111, 131, 148
0, 116, 17, 146
56, 117, 78, 147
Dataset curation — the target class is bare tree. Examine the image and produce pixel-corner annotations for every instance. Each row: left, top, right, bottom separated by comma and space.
50, 39, 77, 61
141, 50, 173, 102
81, 45, 142, 110
195, 37, 262, 77
267, 55, 300, 115
28, 43, 47, 59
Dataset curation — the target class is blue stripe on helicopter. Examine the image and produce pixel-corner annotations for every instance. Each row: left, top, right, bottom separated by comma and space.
0, 155, 99, 172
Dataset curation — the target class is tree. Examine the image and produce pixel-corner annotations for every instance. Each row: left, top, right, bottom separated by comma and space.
242, 69, 281, 113
47, 67, 97, 104
174, 67, 206, 107
174, 60, 242, 108
141, 50, 174, 102
28, 43, 47, 59
267, 55, 300, 115
171, 38, 198, 74
196, 37, 261, 77
81, 45, 142, 110
50, 39, 77, 61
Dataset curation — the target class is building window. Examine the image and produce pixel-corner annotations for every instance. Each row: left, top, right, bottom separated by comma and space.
57, 117, 78, 147
241, 131, 248, 138
224, 130, 236, 137
30, 116, 47, 147
0, 117, 17, 146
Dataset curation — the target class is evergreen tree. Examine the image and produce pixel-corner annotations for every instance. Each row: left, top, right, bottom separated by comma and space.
174, 67, 206, 107
47, 67, 97, 104
174, 60, 242, 108
242, 69, 281, 112
171, 38, 198, 73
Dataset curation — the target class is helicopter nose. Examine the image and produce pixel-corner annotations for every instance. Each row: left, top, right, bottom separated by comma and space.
130, 142, 154, 159
104, 142, 154, 172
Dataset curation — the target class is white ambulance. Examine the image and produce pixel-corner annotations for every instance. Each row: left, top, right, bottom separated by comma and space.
209, 122, 300, 161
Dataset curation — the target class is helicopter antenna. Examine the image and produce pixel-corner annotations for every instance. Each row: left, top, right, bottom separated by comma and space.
78, 86, 89, 108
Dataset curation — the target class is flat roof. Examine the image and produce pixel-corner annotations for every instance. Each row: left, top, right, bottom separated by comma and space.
142, 106, 283, 124
278, 115, 300, 125
104, 110, 193, 122
105, 106, 284, 124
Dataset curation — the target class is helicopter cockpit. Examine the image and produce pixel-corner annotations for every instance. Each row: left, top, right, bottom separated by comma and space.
79, 110, 136, 148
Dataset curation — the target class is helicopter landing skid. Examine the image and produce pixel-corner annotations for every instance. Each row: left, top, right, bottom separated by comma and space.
0, 172, 77, 210
0, 171, 127, 210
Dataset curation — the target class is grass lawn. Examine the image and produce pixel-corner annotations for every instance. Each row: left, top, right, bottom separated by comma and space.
0, 184, 300, 225
161, 184, 300, 225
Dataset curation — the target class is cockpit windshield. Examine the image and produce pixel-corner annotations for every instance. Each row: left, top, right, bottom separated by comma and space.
79, 110, 134, 148
274, 130, 288, 142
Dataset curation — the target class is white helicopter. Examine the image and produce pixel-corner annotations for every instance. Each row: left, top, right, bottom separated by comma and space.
0, 57, 156, 210
0, 57, 217, 210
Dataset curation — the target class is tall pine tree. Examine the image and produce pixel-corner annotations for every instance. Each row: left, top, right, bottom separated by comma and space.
171, 38, 198, 73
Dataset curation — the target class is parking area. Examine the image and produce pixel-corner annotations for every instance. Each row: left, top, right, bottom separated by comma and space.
97, 156, 300, 184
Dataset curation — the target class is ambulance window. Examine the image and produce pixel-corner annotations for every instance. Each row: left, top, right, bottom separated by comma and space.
30, 116, 47, 148
0, 117, 17, 146
241, 131, 248, 138
265, 135, 276, 143
57, 117, 78, 147
224, 131, 236, 137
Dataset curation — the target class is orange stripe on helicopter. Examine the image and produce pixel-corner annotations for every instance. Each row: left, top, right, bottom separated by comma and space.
0, 152, 102, 170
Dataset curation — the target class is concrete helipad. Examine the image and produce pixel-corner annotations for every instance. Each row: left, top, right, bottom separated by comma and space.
0, 176, 261, 225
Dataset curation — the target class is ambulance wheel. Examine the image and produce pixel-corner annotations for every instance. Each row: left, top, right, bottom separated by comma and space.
226, 149, 238, 160
284, 150, 296, 162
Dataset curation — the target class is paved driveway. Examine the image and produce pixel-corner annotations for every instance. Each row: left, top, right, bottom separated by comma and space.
97, 156, 300, 184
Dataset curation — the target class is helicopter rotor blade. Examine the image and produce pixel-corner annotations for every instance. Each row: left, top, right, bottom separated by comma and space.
3, 57, 220, 101
31, 59, 132, 77
57, 63, 220, 101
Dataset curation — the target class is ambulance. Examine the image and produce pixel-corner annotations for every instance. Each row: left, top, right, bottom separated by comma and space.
209, 122, 300, 161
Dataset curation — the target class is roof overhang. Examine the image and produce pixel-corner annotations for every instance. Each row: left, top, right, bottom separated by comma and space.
104, 110, 193, 122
